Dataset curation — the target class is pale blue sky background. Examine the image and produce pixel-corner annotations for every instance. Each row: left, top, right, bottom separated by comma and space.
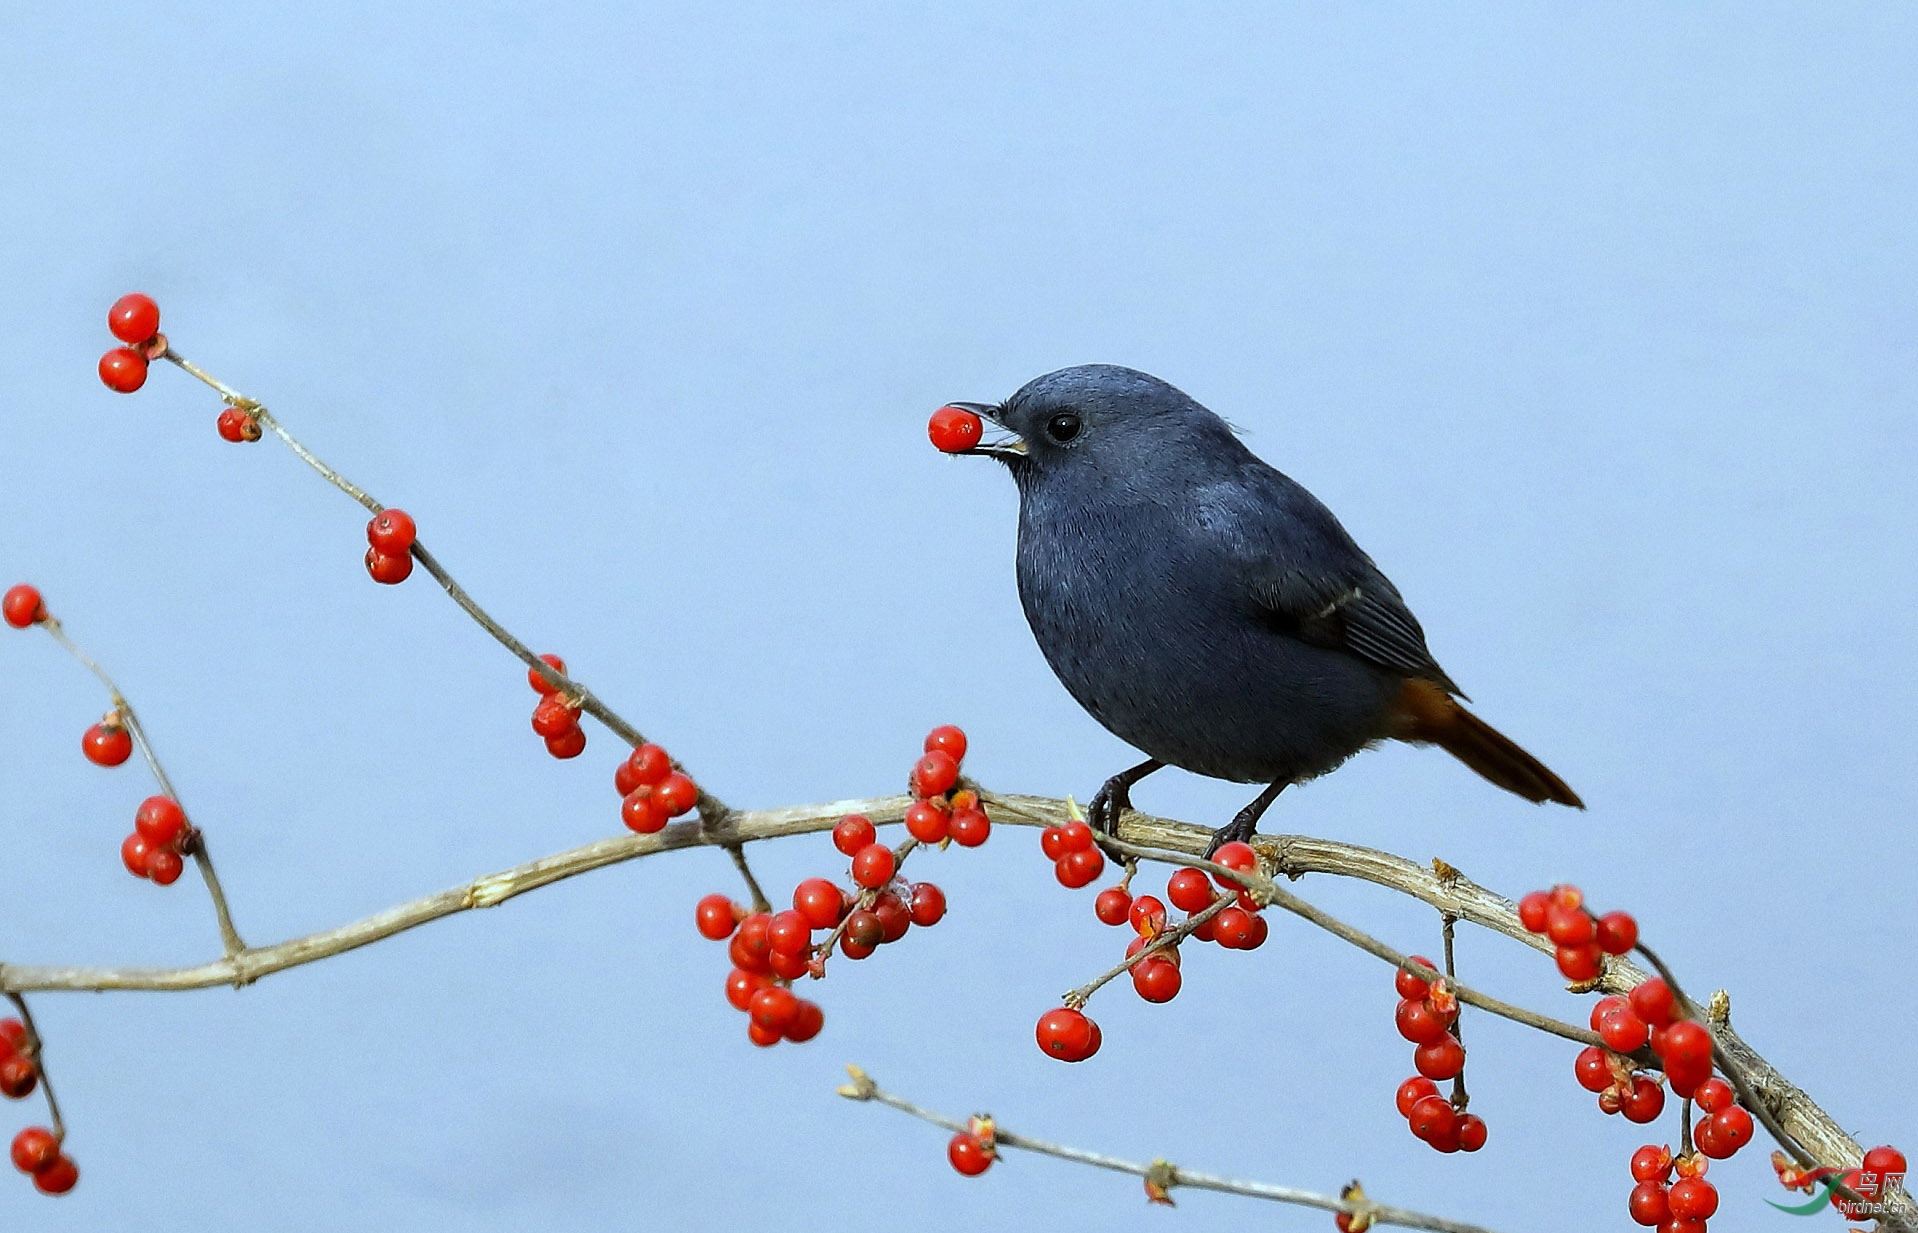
2, 5, 1912, 1230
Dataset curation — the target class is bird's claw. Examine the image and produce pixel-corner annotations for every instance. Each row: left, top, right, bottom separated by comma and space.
1085, 775, 1133, 839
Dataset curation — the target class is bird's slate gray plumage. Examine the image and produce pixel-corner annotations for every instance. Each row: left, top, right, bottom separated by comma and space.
952, 364, 1580, 851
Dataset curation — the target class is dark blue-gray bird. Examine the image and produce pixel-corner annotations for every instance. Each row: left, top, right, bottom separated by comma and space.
949, 364, 1581, 853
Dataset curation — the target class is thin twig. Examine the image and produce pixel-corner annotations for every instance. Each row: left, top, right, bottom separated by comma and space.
37, 618, 247, 956
835, 1066, 1505, 1233
159, 348, 731, 824
725, 844, 772, 914
4, 993, 65, 1139
1061, 894, 1233, 1008
1441, 912, 1468, 1110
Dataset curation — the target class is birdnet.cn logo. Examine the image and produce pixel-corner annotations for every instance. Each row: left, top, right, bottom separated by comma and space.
1768, 1161, 1906, 1219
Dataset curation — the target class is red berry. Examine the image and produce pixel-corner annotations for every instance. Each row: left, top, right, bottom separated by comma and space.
1035, 1007, 1098, 1061
1664, 1055, 1711, 1101
1657, 1020, 1712, 1068
1396, 998, 1452, 1046
947, 1131, 994, 1175
654, 773, 698, 817
729, 914, 773, 974
1517, 889, 1552, 932
1128, 894, 1167, 937
1455, 1113, 1487, 1152
1630, 1144, 1672, 1183
0, 1054, 37, 1098
1054, 846, 1104, 888
767, 945, 810, 980
1693, 1077, 1733, 1113
134, 795, 187, 847
1132, 958, 1182, 1003
1599, 1009, 1649, 1053
1546, 905, 1596, 947
1396, 1075, 1440, 1118
792, 879, 844, 930
1093, 886, 1131, 926
623, 744, 673, 788
1708, 1105, 1754, 1155
851, 843, 895, 888
923, 724, 968, 761
81, 722, 133, 767
904, 801, 950, 844
909, 882, 947, 927
622, 788, 668, 834
531, 695, 580, 739
695, 894, 740, 940
1058, 821, 1094, 852
1620, 1075, 1665, 1123
99, 346, 148, 392
1414, 1034, 1465, 1081
1212, 906, 1260, 950
365, 547, 413, 584
1629, 978, 1677, 1027
120, 832, 150, 878
833, 814, 877, 857
1396, 956, 1435, 1001
1864, 1144, 1909, 1178
1555, 942, 1603, 981
2, 584, 45, 628
367, 509, 417, 556
1210, 841, 1259, 887
1589, 995, 1630, 1029
1667, 1178, 1718, 1220
1596, 910, 1639, 955
843, 905, 886, 954
910, 750, 960, 799
31, 1155, 76, 1195
1165, 868, 1213, 913
784, 999, 824, 1042
0, 1020, 25, 1051
528, 653, 568, 694
216, 406, 261, 442
10, 1126, 58, 1175
746, 1020, 781, 1047
928, 406, 986, 454
1040, 826, 1070, 860
767, 910, 812, 956
1573, 1045, 1615, 1093
1628, 1180, 1669, 1226
1406, 1093, 1455, 1144
872, 892, 912, 943
725, 967, 770, 1011
544, 727, 586, 759
108, 292, 161, 343
145, 847, 185, 885
748, 985, 801, 1035
948, 807, 991, 847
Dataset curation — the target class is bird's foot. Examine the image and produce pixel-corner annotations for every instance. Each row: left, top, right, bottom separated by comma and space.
1203, 779, 1290, 857
1085, 774, 1136, 839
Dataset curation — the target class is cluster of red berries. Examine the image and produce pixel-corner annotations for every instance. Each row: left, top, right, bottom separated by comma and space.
1390, 959, 1485, 1152
1042, 817, 1106, 888
119, 795, 194, 886
927, 405, 985, 453
97, 293, 165, 394
3, 584, 45, 630
1790, 1143, 1909, 1221
693, 728, 972, 1045
946, 1115, 997, 1177
364, 508, 417, 585
1627, 1144, 1718, 1230
1517, 883, 1638, 981
2, 1021, 75, 1196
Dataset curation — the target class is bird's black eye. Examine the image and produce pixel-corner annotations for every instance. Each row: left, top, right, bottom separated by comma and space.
1045, 412, 1082, 443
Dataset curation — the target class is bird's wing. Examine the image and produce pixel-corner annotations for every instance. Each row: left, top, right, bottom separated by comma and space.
1203, 470, 1466, 697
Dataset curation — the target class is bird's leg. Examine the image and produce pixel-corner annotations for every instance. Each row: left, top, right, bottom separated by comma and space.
1085, 758, 1164, 838
1205, 778, 1290, 856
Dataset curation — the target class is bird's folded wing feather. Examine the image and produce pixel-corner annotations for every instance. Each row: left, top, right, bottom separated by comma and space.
1202, 471, 1465, 696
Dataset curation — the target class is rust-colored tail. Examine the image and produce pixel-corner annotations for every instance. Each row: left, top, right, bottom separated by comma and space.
1393, 679, 1584, 808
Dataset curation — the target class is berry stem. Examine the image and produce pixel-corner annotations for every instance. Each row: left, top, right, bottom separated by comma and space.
724, 843, 772, 915
1440, 912, 1469, 1111
3, 993, 65, 1139
836, 1065, 1502, 1233
35, 615, 248, 957
1061, 892, 1234, 1009
156, 346, 733, 826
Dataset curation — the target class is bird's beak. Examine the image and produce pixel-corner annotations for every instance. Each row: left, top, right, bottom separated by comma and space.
946, 402, 1028, 462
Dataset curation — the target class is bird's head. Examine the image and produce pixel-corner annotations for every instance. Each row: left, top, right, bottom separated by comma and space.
950, 365, 1241, 489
